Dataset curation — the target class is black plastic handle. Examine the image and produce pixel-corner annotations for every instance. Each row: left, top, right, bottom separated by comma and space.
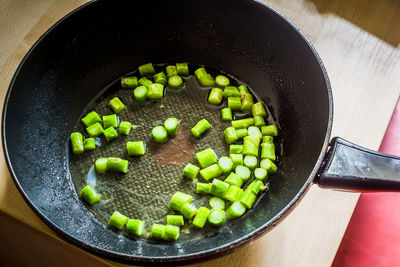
317, 137, 400, 191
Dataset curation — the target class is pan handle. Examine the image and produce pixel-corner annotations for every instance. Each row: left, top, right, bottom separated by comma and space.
317, 137, 400, 191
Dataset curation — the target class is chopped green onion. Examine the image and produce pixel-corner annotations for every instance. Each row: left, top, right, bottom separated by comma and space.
169, 191, 193, 212
103, 114, 119, 129
95, 158, 108, 174
194, 67, 207, 78
163, 225, 180, 241
147, 83, 164, 100
200, 164, 222, 181
230, 144, 244, 154
239, 190, 257, 209
223, 86, 240, 97
227, 96, 241, 110
196, 182, 211, 194
153, 71, 167, 85
168, 75, 183, 89
262, 135, 274, 144
224, 127, 239, 144
226, 201, 246, 219
108, 97, 125, 114
133, 86, 148, 102
107, 157, 129, 173
254, 168, 268, 181
241, 93, 254, 111
121, 76, 138, 88
176, 63, 189, 76
252, 102, 267, 117
210, 179, 230, 198
191, 118, 211, 138
254, 115, 266, 127
221, 107, 232, 121
166, 215, 184, 226
86, 122, 104, 138
261, 142, 276, 161
208, 88, 223, 104
138, 63, 155, 77
238, 85, 249, 95
80, 185, 100, 205
192, 207, 210, 228
236, 128, 248, 139
81, 111, 101, 127
218, 156, 234, 173
231, 118, 255, 129
70, 132, 84, 155
166, 65, 178, 77
247, 180, 265, 195
152, 125, 168, 143
183, 163, 200, 180
103, 127, 118, 142
224, 172, 244, 188
138, 77, 153, 87
126, 219, 144, 237
215, 75, 230, 87
209, 196, 225, 209
83, 137, 96, 151
150, 224, 166, 240
247, 126, 262, 139
180, 202, 198, 220
244, 155, 258, 170
223, 185, 243, 202
119, 121, 132, 135
196, 148, 218, 168
259, 158, 277, 174
235, 165, 251, 182
108, 211, 128, 230
230, 153, 243, 168
127, 141, 146, 156
243, 136, 259, 156
164, 117, 179, 136
261, 124, 278, 136
194, 67, 215, 86
208, 208, 226, 226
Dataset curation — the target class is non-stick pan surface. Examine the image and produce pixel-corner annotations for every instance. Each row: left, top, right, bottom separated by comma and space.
2, 0, 332, 264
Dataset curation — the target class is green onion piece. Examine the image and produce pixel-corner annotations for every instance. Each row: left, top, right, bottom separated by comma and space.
241, 93, 254, 111
236, 128, 248, 139
80, 185, 100, 205
104, 127, 118, 142
243, 136, 259, 156
223, 86, 240, 97
196, 148, 218, 168
200, 164, 222, 181
238, 85, 250, 95
176, 63, 189, 76
245, 135, 261, 146
208, 208, 226, 226
83, 138, 96, 151
153, 71, 167, 85
119, 121, 132, 136
138, 63, 155, 77
81, 111, 101, 127
224, 127, 239, 144
210, 179, 230, 198
230, 144, 244, 154
230, 154, 243, 168
166, 215, 185, 226
108, 211, 129, 230
227, 96, 241, 110
192, 207, 210, 228
191, 119, 211, 138
261, 125, 278, 136
194, 67, 207, 78
218, 156, 234, 173
261, 142, 276, 161
138, 77, 153, 87
183, 163, 200, 180
239, 190, 257, 209
168, 75, 183, 89
215, 75, 230, 87
133, 86, 148, 102
169, 191, 193, 212
108, 97, 125, 114
260, 158, 277, 174
86, 122, 104, 138
127, 141, 146, 156
180, 202, 198, 220
254, 168, 268, 181
227, 201, 246, 219
208, 88, 223, 104
223, 185, 243, 202
196, 182, 211, 194
209, 196, 225, 209
95, 158, 108, 174
254, 115, 266, 127
147, 83, 165, 100
107, 157, 129, 173
166, 65, 178, 77
152, 125, 168, 143
224, 172, 244, 188
244, 155, 258, 170
164, 117, 179, 136
198, 74, 215, 87
247, 126, 262, 139
247, 180, 265, 195
252, 102, 267, 117
103, 114, 119, 129
121, 76, 138, 88
126, 219, 144, 237
235, 165, 251, 182
221, 108, 232, 121
70, 132, 84, 155
150, 224, 166, 240
163, 225, 180, 241
262, 135, 274, 144
231, 118, 255, 129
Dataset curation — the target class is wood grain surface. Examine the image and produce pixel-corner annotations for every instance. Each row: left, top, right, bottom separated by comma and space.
0, 0, 399, 266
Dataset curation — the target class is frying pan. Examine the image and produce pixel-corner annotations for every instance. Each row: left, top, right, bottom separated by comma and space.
2, 0, 400, 264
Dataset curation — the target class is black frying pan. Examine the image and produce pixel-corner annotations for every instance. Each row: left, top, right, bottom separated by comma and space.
2, 0, 400, 264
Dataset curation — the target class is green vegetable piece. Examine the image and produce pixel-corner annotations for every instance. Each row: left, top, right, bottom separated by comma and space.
168, 75, 183, 89
247, 180, 265, 195
235, 165, 251, 182
244, 155, 258, 170
215, 75, 230, 87
108, 97, 125, 114
196, 148, 218, 168
139, 77, 153, 87
200, 164, 222, 181
224, 127, 239, 145
262, 135, 274, 144
231, 118, 255, 129
223, 185, 243, 202
153, 71, 167, 85
224, 172, 244, 188
261, 124, 278, 136
166, 65, 178, 77
163, 225, 180, 241
254, 167, 268, 181
238, 85, 250, 95
180, 202, 198, 220
86, 122, 104, 138
197, 73, 215, 87
166, 215, 184, 226
247, 126, 262, 139
227, 96, 241, 111
192, 207, 210, 228
227, 201, 246, 219
138, 63, 155, 76
230, 144, 244, 154
229, 154, 243, 168
245, 135, 261, 146
239, 190, 257, 209
209, 196, 225, 209
70, 132, 84, 155
218, 156, 234, 173
254, 115, 266, 127
95, 158, 108, 174
108, 211, 128, 230
243, 136, 259, 156
260, 158, 277, 174
80, 185, 100, 205
133, 86, 148, 102
104, 127, 118, 142
210, 179, 230, 198
119, 121, 132, 135
150, 224, 166, 240
127, 141, 146, 156
164, 117, 179, 136
81, 111, 101, 127
236, 128, 248, 139
261, 142, 276, 161
152, 125, 168, 143
191, 119, 211, 138
147, 83, 165, 100
208, 88, 223, 104
103, 114, 119, 129
196, 182, 211, 194
223, 86, 240, 97
194, 67, 207, 79
126, 219, 144, 237
183, 163, 200, 180
208, 208, 226, 226
169, 191, 193, 212
241, 93, 254, 111
221, 107, 233, 121
176, 63, 189, 76
252, 102, 267, 117
83, 138, 96, 151
121, 76, 138, 89
107, 157, 129, 173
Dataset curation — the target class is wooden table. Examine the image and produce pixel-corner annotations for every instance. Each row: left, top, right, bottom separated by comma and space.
0, 0, 399, 266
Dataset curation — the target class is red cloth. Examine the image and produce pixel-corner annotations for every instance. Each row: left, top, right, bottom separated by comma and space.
332, 101, 400, 267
